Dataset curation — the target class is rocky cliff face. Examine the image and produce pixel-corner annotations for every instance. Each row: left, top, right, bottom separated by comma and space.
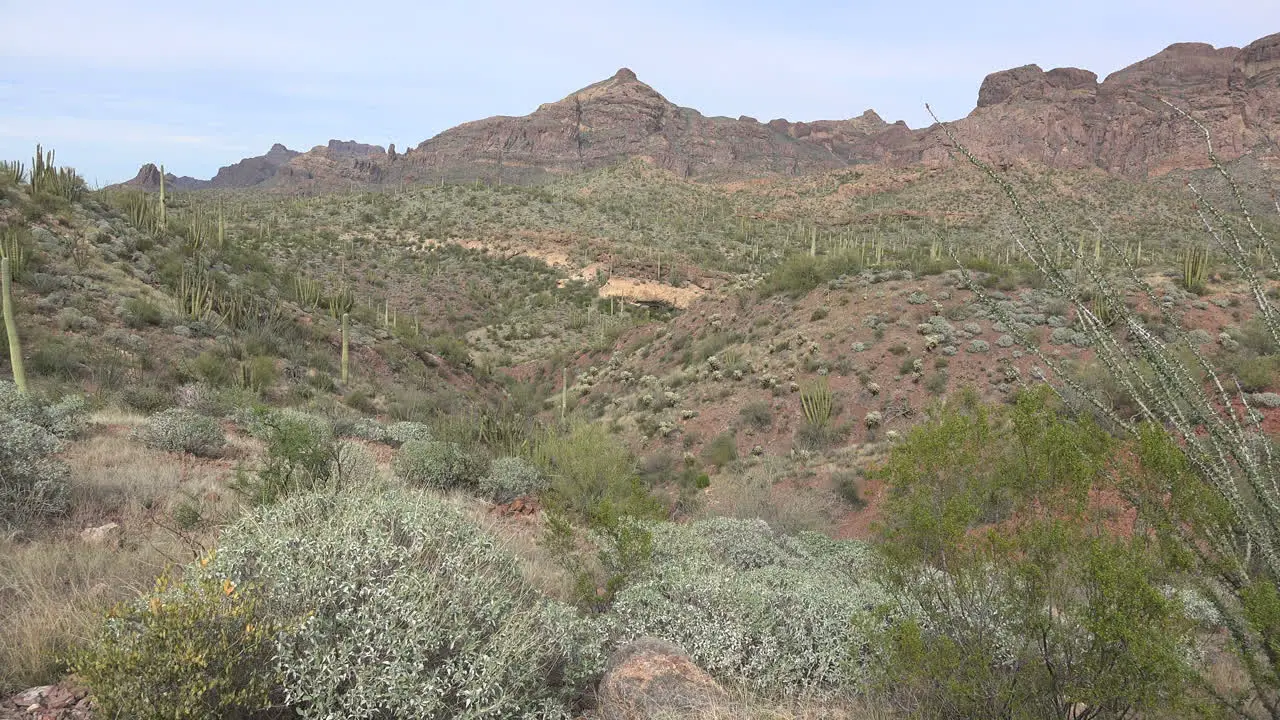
117, 31, 1280, 190
925, 35, 1280, 176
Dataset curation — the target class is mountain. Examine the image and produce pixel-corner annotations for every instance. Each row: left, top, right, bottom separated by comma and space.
118, 163, 208, 191
925, 33, 1280, 176
115, 31, 1280, 190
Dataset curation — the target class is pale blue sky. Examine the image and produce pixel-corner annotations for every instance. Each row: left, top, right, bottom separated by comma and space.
2, 0, 1277, 185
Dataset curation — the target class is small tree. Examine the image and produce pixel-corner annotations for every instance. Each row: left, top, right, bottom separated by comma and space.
867, 388, 1205, 718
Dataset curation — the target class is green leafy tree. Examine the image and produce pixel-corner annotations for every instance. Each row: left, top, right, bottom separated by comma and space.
866, 388, 1208, 719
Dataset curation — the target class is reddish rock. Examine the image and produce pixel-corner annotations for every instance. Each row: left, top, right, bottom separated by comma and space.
110, 31, 1280, 189
596, 638, 726, 719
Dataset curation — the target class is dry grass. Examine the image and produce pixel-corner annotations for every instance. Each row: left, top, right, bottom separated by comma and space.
699, 457, 838, 535
0, 416, 233, 695
592, 683, 884, 720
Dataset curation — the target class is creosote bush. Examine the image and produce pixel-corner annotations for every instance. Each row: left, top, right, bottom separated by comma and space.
137, 408, 226, 458
866, 388, 1205, 718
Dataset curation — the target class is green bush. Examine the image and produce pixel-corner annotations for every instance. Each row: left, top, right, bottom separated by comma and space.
73, 568, 290, 720
759, 252, 864, 298
209, 489, 606, 718
137, 408, 226, 458
739, 401, 773, 430
0, 383, 85, 525
535, 423, 663, 525
122, 297, 166, 328
701, 432, 737, 468
0, 418, 69, 526
865, 389, 1203, 717
479, 456, 546, 502
232, 409, 337, 506
393, 439, 485, 490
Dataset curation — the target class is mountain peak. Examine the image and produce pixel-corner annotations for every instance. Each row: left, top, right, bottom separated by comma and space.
613, 67, 638, 82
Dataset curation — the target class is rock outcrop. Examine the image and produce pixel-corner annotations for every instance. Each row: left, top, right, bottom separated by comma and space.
114, 31, 1280, 189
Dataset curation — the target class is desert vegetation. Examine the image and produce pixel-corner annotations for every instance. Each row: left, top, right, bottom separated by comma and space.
4, 109, 1280, 720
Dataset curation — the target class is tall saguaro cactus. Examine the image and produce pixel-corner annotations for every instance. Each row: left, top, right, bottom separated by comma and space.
341, 313, 350, 384
2, 257, 27, 392
158, 165, 167, 228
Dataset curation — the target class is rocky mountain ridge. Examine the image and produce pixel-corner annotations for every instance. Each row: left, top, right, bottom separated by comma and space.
116, 31, 1280, 191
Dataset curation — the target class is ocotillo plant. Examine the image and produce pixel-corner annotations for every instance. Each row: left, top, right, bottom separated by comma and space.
800, 378, 833, 428
1, 257, 26, 393
341, 313, 350, 384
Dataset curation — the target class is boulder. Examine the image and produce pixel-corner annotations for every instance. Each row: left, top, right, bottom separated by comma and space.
596, 638, 726, 719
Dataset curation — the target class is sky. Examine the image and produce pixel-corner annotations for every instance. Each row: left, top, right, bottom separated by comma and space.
2, 0, 1278, 185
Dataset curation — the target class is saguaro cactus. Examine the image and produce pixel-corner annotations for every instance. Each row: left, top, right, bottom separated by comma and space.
341, 313, 350, 384
2, 257, 27, 392
158, 164, 167, 228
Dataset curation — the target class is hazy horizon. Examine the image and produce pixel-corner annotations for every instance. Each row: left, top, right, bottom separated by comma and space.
2, 0, 1277, 185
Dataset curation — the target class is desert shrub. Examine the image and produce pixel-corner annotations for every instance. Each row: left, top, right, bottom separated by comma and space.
1226, 354, 1280, 393
385, 420, 433, 446
184, 350, 237, 388
865, 389, 1203, 717
701, 432, 738, 468
232, 409, 338, 506
739, 401, 773, 430
534, 423, 662, 525
832, 470, 866, 508
479, 456, 546, 502
209, 489, 606, 718
73, 568, 289, 720
137, 408, 226, 458
608, 517, 882, 694
122, 297, 166, 328
335, 416, 390, 443
0, 418, 69, 526
0, 383, 84, 525
760, 252, 864, 298
332, 441, 378, 488
0, 383, 86, 440
122, 385, 171, 413
393, 439, 485, 490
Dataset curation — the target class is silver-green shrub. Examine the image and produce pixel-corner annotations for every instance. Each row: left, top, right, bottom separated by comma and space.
0, 418, 70, 525
479, 456, 546, 502
607, 517, 884, 694
240, 408, 332, 444
137, 408, 226, 457
0, 381, 85, 439
385, 420, 434, 446
209, 488, 606, 719
336, 416, 390, 443
0, 382, 83, 524
393, 439, 485, 490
